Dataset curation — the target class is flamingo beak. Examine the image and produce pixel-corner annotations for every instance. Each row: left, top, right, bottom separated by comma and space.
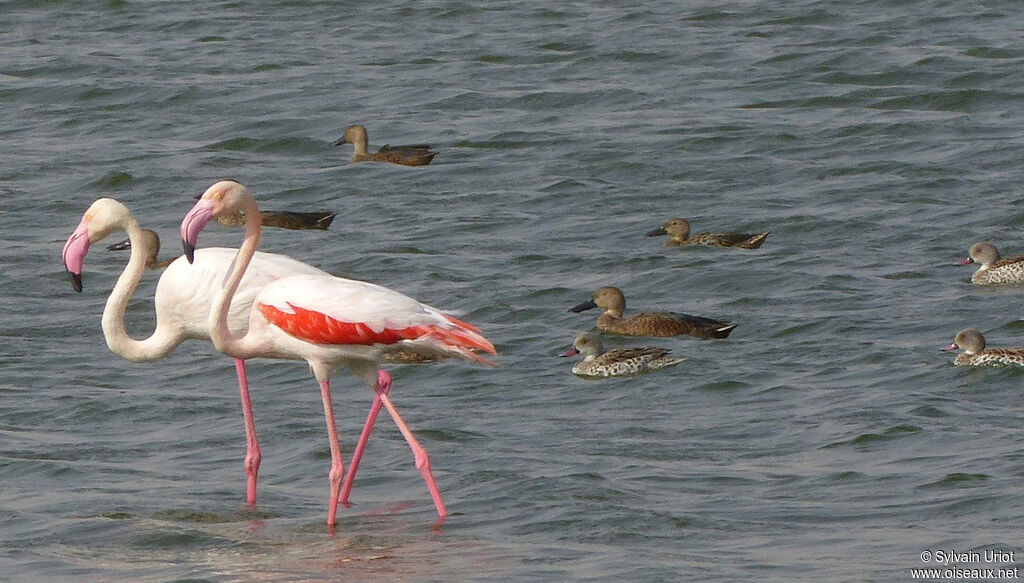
955, 257, 973, 266
568, 299, 597, 313
941, 342, 958, 352
560, 347, 580, 358
62, 222, 90, 293
180, 199, 216, 264
182, 239, 196, 265
646, 227, 667, 237
68, 271, 83, 293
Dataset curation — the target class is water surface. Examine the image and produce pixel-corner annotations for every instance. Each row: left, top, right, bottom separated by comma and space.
3, 1, 1024, 581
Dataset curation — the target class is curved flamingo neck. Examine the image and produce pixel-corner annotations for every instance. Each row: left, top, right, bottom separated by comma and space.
210, 195, 263, 359
101, 213, 183, 361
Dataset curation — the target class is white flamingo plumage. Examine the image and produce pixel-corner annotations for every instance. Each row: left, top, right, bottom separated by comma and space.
61, 198, 330, 506
179, 180, 496, 526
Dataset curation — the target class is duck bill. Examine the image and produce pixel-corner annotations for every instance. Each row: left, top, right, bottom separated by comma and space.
106, 237, 131, 251
941, 342, 958, 352
560, 347, 580, 358
645, 227, 667, 237
331, 136, 349, 146
568, 299, 597, 313
954, 257, 973, 266
62, 222, 90, 293
180, 199, 216, 264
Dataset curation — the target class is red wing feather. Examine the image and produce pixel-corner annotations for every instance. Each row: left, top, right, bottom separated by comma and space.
259, 302, 496, 355
442, 313, 482, 334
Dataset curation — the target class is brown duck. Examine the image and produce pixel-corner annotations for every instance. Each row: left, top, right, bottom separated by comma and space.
106, 208, 338, 267
107, 228, 175, 269
646, 218, 769, 249
218, 210, 336, 230
568, 286, 736, 339
333, 124, 436, 166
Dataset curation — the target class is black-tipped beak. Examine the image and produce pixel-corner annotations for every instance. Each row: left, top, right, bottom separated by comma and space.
62, 224, 90, 293
331, 136, 347, 146
646, 227, 667, 237
106, 238, 131, 251
183, 239, 196, 264
568, 299, 597, 313
67, 270, 83, 293
180, 198, 215, 264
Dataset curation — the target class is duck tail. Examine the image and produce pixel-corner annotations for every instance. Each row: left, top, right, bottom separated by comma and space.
714, 323, 738, 338
742, 232, 770, 249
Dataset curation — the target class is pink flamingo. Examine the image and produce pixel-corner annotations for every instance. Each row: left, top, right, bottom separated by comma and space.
180, 180, 496, 526
61, 198, 333, 506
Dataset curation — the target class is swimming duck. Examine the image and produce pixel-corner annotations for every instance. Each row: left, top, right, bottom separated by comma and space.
218, 210, 336, 230
107, 228, 174, 269
568, 286, 736, 339
561, 332, 685, 377
956, 242, 1024, 285
333, 124, 436, 166
645, 218, 769, 249
942, 329, 1024, 367
107, 209, 336, 267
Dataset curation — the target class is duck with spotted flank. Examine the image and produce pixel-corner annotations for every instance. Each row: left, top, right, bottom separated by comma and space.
957, 242, 1024, 285
943, 329, 1024, 367
561, 332, 685, 377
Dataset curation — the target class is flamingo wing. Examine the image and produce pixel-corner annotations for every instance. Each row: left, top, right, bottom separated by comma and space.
253, 275, 495, 358
156, 248, 330, 338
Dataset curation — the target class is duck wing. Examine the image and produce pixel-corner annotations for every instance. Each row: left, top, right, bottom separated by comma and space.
693, 231, 769, 248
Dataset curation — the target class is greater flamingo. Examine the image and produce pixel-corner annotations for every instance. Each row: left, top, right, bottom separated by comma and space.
107, 229, 452, 367
61, 198, 336, 506
180, 180, 496, 526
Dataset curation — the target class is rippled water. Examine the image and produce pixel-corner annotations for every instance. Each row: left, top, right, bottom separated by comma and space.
4, 1, 1024, 581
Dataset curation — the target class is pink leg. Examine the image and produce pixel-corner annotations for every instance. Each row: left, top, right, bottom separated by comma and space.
318, 377, 344, 526
338, 394, 384, 506
234, 358, 261, 506
375, 370, 448, 518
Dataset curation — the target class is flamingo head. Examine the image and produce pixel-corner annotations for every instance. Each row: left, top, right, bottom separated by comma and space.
180, 180, 251, 263
62, 198, 131, 293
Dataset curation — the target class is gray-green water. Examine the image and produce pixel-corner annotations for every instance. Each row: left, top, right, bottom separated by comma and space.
4, 1, 1024, 581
